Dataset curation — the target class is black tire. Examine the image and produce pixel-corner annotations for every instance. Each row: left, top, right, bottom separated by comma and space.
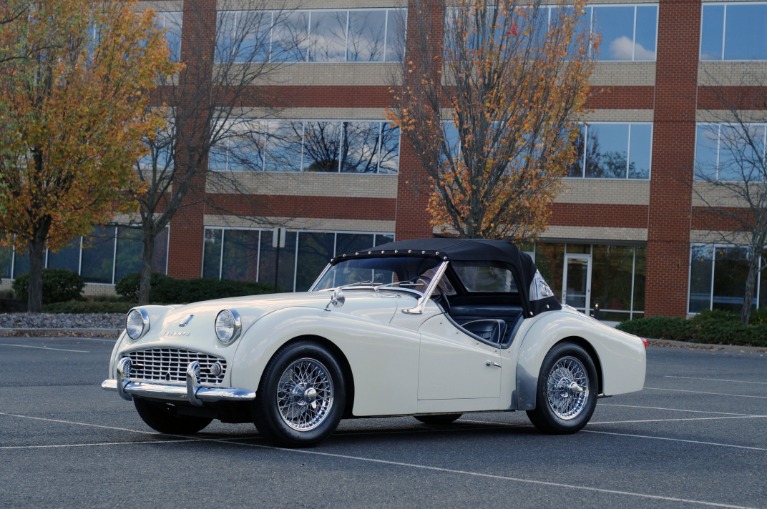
134, 398, 212, 434
254, 341, 346, 447
526, 342, 598, 434
414, 413, 462, 425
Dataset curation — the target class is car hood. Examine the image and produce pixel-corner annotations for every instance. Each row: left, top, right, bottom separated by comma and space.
126, 290, 405, 350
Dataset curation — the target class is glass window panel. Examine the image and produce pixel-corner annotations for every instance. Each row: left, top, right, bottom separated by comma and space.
375, 233, 395, 246
348, 10, 386, 62
689, 244, 713, 313
202, 229, 223, 279
724, 4, 767, 60
227, 120, 266, 171
634, 6, 657, 61
160, 12, 183, 62
47, 238, 80, 273
0, 246, 12, 278
585, 123, 629, 178
592, 6, 635, 61
700, 5, 724, 61
152, 228, 169, 274
336, 233, 375, 255
718, 124, 746, 181
633, 247, 645, 313
628, 123, 652, 179
302, 121, 341, 172
81, 227, 116, 284
258, 230, 296, 291
310, 10, 347, 62
208, 141, 229, 170
533, 243, 564, 300
265, 120, 303, 172
272, 11, 309, 62
591, 245, 634, 314
378, 123, 400, 174
385, 9, 407, 62
296, 232, 336, 291
695, 124, 719, 180
222, 230, 260, 281
12, 250, 29, 279
340, 122, 380, 173
441, 121, 461, 166
713, 246, 750, 312
215, 11, 238, 63
237, 10, 272, 63
114, 228, 143, 282
568, 125, 586, 177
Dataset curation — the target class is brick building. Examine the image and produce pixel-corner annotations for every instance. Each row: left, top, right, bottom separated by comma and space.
2, 0, 765, 321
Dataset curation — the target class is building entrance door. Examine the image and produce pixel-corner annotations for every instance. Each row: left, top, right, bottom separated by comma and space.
562, 254, 592, 314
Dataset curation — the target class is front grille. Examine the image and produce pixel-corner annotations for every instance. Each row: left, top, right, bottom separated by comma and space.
124, 348, 227, 385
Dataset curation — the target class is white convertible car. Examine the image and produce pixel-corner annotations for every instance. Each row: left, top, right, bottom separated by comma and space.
103, 238, 646, 447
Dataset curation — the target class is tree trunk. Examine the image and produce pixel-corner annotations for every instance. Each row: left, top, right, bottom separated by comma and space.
26, 228, 48, 313
138, 226, 156, 305
741, 251, 758, 324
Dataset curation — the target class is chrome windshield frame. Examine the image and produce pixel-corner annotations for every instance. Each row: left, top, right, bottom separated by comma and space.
402, 260, 449, 315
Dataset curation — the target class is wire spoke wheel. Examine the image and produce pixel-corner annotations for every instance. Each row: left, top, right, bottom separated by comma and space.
276, 357, 335, 432
545, 356, 589, 420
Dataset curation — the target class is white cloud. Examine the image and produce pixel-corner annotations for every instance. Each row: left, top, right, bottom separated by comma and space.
608, 35, 656, 61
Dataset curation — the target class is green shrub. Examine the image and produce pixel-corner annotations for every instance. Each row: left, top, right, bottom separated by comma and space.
115, 272, 168, 301
44, 300, 135, 314
13, 269, 85, 303
618, 310, 767, 347
616, 316, 693, 340
149, 277, 275, 303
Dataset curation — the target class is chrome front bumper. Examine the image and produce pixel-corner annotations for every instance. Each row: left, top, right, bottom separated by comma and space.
101, 357, 256, 406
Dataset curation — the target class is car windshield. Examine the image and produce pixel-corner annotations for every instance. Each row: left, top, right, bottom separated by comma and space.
312, 256, 443, 292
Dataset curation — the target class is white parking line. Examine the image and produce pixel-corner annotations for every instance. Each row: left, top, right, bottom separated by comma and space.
665, 375, 767, 386
600, 403, 752, 416
583, 429, 767, 452
0, 344, 89, 353
645, 386, 767, 399
0, 439, 193, 450
0, 412, 758, 509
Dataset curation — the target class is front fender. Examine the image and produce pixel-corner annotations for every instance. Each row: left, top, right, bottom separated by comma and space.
513, 311, 646, 410
230, 307, 420, 416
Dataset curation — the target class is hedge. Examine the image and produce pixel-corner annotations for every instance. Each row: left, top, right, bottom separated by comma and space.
115, 273, 275, 304
617, 309, 767, 347
12, 269, 85, 304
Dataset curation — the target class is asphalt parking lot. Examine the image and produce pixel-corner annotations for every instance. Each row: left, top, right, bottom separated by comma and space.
0, 336, 765, 509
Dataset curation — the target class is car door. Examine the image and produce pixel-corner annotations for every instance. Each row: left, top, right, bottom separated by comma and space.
416, 314, 502, 408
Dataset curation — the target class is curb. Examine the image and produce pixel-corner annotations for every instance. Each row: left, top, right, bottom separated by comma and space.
0, 328, 121, 338
647, 338, 767, 353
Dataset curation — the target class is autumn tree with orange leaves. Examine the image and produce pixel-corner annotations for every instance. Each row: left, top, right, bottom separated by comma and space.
0, 0, 177, 312
389, 0, 596, 240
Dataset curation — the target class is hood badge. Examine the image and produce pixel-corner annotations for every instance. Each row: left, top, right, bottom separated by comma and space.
179, 314, 194, 327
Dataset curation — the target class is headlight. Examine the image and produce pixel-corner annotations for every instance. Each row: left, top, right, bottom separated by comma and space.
126, 308, 150, 340
215, 309, 242, 345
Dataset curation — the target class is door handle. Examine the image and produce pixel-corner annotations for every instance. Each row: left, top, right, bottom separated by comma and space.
485, 361, 501, 368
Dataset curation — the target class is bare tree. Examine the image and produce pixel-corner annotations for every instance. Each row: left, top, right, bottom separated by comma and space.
389, 0, 595, 239
693, 71, 767, 323
128, 1, 304, 303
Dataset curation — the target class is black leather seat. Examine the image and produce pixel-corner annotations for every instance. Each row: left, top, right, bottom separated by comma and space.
461, 319, 507, 345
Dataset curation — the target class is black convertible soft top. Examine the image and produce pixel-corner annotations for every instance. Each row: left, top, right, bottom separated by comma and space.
345, 238, 561, 317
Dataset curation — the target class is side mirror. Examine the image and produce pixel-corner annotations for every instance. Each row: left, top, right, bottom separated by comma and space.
325, 288, 345, 311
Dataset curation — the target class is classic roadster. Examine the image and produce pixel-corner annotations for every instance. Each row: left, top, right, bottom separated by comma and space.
102, 238, 646, 447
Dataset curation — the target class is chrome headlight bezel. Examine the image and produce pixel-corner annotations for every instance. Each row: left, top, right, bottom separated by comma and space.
215, 309, 242, 345
126, 308, 150, 340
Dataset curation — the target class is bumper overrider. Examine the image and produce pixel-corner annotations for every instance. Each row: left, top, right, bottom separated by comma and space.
101, 357, 256, 407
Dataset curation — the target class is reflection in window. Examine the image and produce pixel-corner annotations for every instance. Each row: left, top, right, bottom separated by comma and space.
211, 119, 399, 174
590, 5, 657, 61
157, 12, 183, 62
310, 11, 347, 62
570, 123, 652, 179
701, 4, 767, 61
81, 227, 116, 284
48, 238, 81, 273
217, 9, 405, 63
202, 229, 394, 291
689, 244, 760, 313
695, 123, 767, 181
